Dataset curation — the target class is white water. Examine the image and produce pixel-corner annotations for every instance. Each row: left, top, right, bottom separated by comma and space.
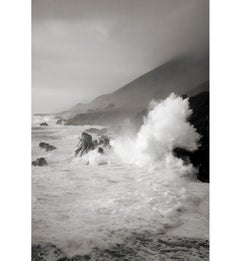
32, 95, 209, 256
112, 93, 200, 168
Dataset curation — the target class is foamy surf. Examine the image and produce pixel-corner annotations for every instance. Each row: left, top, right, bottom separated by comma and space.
32, 94, 208, 260
112, 93, 200, 169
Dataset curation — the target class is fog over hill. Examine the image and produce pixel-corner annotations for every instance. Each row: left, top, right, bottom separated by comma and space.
57, 54, 208, 126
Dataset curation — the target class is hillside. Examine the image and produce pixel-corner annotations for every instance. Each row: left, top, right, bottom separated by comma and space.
57, 55, 208, 122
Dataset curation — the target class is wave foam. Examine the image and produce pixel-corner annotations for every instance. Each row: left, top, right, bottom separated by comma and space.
112, 93, 200, 171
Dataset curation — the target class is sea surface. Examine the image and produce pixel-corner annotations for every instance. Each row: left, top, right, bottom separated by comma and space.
32, 115, 209, 260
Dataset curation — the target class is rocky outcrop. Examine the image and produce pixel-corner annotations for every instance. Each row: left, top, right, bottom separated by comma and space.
74, 132, 111, 157
39, 142, 56, 151
75, 132, 94, 157
40, 122, 48, 126
174, 91, 209, 182
134, 91, 209, 182
32, 158, 48, 166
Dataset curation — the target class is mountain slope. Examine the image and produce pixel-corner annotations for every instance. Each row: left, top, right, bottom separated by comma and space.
59, 55, 208, 121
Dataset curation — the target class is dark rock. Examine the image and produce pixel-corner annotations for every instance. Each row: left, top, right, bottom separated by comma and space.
40, 122, 48, 126
97, 147, 104, 154
98, 135, 110, 147
75, 132, 94, 157
32, 158, 47, 166
187, 91, 209, 182
39, 142, 56, 151
74, 132, 112, 157
173, 148, 191, 165
174, 91, 209, 182
92, 140, 98, 149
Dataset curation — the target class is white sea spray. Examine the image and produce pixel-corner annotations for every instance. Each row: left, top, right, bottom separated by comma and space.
112, 93, 200, 171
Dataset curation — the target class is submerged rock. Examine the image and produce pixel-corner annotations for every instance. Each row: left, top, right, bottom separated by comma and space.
75, 132, 94, 157
40, 122, 48, 126
39, 142, 56, 151
32, 158, 47, 166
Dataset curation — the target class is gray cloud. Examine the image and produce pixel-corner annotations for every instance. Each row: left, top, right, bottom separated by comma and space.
32, 0, 208, 113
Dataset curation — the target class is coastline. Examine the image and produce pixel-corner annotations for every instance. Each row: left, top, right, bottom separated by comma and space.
32, 233, 209, 261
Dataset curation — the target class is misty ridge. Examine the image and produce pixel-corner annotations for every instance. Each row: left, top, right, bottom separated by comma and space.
56, 55, 208, 124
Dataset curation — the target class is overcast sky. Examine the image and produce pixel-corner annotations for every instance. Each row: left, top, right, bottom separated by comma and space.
32, 0, 208, 113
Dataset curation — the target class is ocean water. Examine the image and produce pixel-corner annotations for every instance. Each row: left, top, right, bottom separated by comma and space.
32, 116, 208, 259
32, 96, 209, 260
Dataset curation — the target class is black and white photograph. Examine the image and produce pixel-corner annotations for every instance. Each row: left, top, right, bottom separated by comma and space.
31, 0, 210, 260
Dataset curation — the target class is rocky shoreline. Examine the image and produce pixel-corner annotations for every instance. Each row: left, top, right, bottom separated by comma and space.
32, 234, 209, 261
55, 90, 209, 182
